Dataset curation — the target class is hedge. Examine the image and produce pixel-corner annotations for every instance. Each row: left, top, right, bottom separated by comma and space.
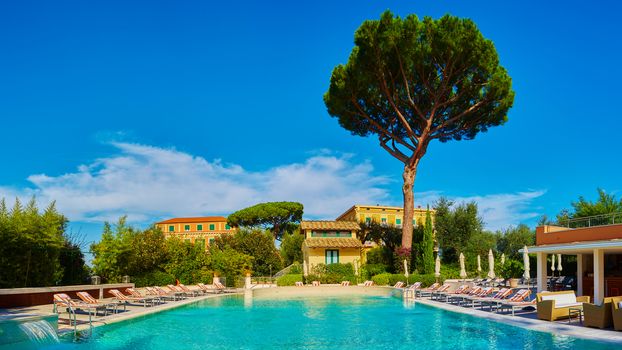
371, 273, 440, 288
132, 270, 176, 288
304, 274, 357, 284
277, 274, 303, 286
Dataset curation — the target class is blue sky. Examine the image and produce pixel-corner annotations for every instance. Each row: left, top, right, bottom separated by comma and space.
1, 1, 621, 249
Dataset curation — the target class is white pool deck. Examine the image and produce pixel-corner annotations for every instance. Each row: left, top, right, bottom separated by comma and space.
415, 297, 622, 344
2, 285, 622, 344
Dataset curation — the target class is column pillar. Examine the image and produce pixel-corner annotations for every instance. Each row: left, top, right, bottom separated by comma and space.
536, 252, 548, 292
593, 249, 604, 304
576, 254, 583, 296
244, 273, 252, 289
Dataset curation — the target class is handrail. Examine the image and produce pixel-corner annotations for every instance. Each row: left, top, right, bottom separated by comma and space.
556, 211, 622, 228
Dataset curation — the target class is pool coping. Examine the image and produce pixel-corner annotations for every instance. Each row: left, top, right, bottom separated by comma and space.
414, 297, 622, 345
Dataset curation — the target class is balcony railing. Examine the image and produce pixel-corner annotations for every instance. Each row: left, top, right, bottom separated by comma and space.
556, 212, 622, 229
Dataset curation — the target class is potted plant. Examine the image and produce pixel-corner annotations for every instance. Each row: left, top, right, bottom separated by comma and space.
500, 259, 524, 288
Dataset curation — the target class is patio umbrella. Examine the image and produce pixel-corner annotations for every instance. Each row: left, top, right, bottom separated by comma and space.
551, 254, 556, 275
435, 255, 441, 278
487, 249, 496, 279
523, 245, 530, 280
459, 253, 467, 279
403, 259, 409, 279
557, 254, 563, 274
477, 255, 482, 275
501, 253, 506, 266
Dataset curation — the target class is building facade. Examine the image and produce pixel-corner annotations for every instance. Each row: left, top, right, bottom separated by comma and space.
155, 216, 235, 250
336, 204, 433, 227
523, 213, 622, 304
300, 220, 362, 276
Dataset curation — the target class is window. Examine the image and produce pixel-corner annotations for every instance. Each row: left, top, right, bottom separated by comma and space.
184, 225, 190, 231
225, 224, 230, 229
197, 224, 203, 231
395, 218, 401, 225
325, 249, 339, 264
168, 225, 175, 232
209, 224, 215, 230
412, 219, 417, 225
365, 217, 371, 224
208, 238, 215, 245
381, 217, 387, 226
184, 239, 191, 243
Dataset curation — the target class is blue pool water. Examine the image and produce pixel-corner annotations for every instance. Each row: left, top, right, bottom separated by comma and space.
4, 294, 619, 349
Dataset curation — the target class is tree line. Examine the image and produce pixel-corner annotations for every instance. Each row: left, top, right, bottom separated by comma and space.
0, 198, 89, 288
90, 217, 283, 287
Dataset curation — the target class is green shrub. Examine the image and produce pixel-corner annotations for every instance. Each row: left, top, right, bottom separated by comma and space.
277, 274, 303, 286
132, 270, 176, 287
288, 262, 303, 275
440, 263, 462, 279
366, 246, 394, 268
388, 274, 407, 285
304, 273, 357, 285
409, 273, 439, 288
361, 264, 388, 279
500, 259, 524, 278
371, 273, 392, 286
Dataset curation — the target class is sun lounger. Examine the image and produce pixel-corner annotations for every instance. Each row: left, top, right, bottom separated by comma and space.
393, 281, 405, 289
295, 281, 304, 287
126, 288, 162, 305
362, 281, 374, 287
446, 286, 480, 304
214, 281, 235, 293
496, 289, 535, 316
108, 289, 149, 309
53, 293, 86, 314
76, 291, 117, 316
416, 283, 441, 298
341, 281, 350, 286
167, 284, 191, 297
178, 284, 202, 296
403, 282, 422, 298
197, 283, 219, 294
459, 287, 494, 307
434, 285, 470, 302
153, 286, 184, 300
473, 288, 513, 310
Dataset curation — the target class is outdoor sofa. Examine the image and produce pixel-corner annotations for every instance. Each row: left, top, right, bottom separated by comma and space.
536, 291, 589, 321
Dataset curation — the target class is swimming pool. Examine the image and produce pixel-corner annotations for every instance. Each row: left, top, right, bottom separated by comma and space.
4, 294, 618, 349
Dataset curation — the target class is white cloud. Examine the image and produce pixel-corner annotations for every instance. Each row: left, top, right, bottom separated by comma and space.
0, 142, 545, 231
0, 142, 391, 223
413, 190, 546, 231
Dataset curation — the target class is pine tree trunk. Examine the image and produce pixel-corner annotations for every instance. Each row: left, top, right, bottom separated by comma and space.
401, 164, 418, 249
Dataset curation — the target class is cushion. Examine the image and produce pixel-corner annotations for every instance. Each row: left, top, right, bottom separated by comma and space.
541, 292, 576, 305
554, 302, 582, 309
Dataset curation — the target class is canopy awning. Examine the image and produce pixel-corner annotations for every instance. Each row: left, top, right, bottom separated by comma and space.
519, 238, 622, 254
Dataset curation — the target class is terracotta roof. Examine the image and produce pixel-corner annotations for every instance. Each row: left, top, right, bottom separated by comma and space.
156, 216, 227, 224
300, 220, 361, 231
304, 238, 363, 248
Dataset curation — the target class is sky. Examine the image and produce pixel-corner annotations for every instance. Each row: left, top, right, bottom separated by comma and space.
1, 1, 621, 251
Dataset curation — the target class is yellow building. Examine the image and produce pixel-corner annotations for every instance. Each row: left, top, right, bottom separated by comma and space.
300, 220, 362, 276
155, 216, 235, 250
336, 204, 434, 227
